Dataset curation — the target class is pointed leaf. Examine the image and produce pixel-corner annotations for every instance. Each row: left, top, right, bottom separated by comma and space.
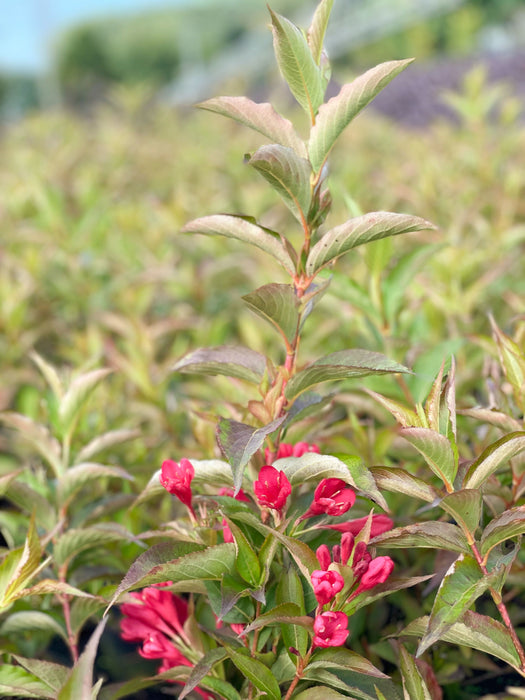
0, 611, 67, 642
285, 349, 409, 400
226, 647, 281, 700
366, 390, 424, 429
372, 522, 468, 553
248, 145, 312, 221
30, 351, 63, 399
179, 648, 229, 700
307, 0, 334, 64
12, 657, 69, 693
6, 480, 57, 530
400, 427, 457, 489
270, 9, 324, 120
0, 665, 56, 699
242, 602, 310, 634
217, 416, 286, 492
9, 579, 100, 603
57, 618, 106, 700
464, 431, 525, 489
224, 517, 262, 587
74, 429, 140, 464
308, 60, 413, 172
458, 407, 521, 433
284, 391, 331, 429
58, 463, 133, 505
440, 490, 482, 536
0, 515, 46, 610
491, 317, 525, 398
59, 368, 112, 437
0, 412, 62, 476
181, 214, 296, 274
197, 96, 306, 155
172, 345, 267, 383
480, 505, 525, 558
398, 644, 432, 700
54, 524, 143, 568
242, 284, 299, 345
308, 648, 387, 678
371, 467, 439, 503
276, 565, 309, 658
306, 212, 435, 275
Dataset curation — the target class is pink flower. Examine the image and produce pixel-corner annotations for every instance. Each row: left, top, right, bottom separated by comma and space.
160, 458, 195, 515
355, 556, 394, 594
120, 584, 188, 643
264, 442, 319, 462
218, 487, 250, 502
325, 514, 394, 537
253, 465, 291, 513
311, 569, 345, 605
304, 479, 355, 518
316, 544, 332, 570
313, 611, 349, 648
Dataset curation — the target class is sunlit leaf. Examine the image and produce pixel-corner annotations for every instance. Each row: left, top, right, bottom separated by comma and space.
12, 656, 69, 694
172, 345, 267, 383
0, 665, 56, 699
242, 284, 299, 345
371, 467, 439, 503
463, 431, 525, 489
307, 0, 334, 64
59, 368, 112, 439
480, 505, 525, 558
439, 489, 482, 536
308, 648, 387, 678
0, 412, 62, 477
400, 427, 457, 489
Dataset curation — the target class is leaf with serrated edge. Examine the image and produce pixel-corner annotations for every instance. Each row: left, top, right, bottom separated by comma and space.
307, 0, 334, 64
197, 96, 306, 156
401, 610, 521, 669
0, 516, 47, 608
306, 212, 435, 275
371, 467, 438, 503
398, 644, 432, 700
0, 612, 67, 643
308, 60, 413, 173
217, 416, 286, 492
248, 145, 312, 221
59, 368, 112, 437
270, 9, 324, 120
0, 412, 62, 476
400, 427, 457, 489
440, 490, 482, 536
30, 351, 63, 399
172, 345, 267, 383
58, 463, 133, 505
285, 349, 409, 400
54, 524, 143, 568
371, 522, 468, 553
57, 618, 106, 700
12, 656, 69, 693
308, 648, 387, 678
480, 505, 525, 558
242, 284, 299, 345
74, 429, 140, 464
464, 431, 525, 489
181, 215, 295, 275
366, 390, 424, 429
179, 648, 228, 700
0, 665, 56, 699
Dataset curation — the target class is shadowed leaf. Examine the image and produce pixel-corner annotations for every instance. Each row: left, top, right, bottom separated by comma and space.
172, 345, 267, 384
57, 618, 106, 700
242, 284, 299, 345
371, 467, 439, 503
480, 505, 525, 558
464, 431, 525, 489
440, 490, 482, 535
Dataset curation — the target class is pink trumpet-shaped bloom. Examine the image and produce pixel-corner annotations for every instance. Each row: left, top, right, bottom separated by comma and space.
355, 556, 394, 594
311, 569, 345, 605
253, 465, 292, 513
303, 478, 356, 519
160, 458, 195, 514
313, 611, 349, 648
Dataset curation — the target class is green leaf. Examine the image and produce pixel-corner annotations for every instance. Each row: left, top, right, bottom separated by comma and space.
308, 60, 413, 173
29, 351, 64, 399
345, 576, 433, 614
480, 505, 525, 558
242, 284, 299, 345
217, 416, 286, 492
306, 212, 435, 276
243, 602, 311, 634
197, 96, 306, 156
172, 345, 267, 383
0, 611, 67, 643
308, 648, 387, 678
398, 644, 432, 700
199, 677, 242, 700
74, 429, 140, 464
283, 391, 332, 429
417, 554, 492, 656
8, 579, 100, 603
439, 490, 482, 536
269, 8, 324, 120
0, 412, 62, 477
294, 687, 349, 700
0, 515, 47, 610
224, 517, 262, 587
59, 369, 112, 439
181, 214, 296, 275
0, 665, 56, 699
491, 316, 525, 399
179, 647, 229, 700
58, 462, 133, 506
6, 480, 57, 531
57, 618, 107, 700
463, 431, 525, 489
107, 542, 234, 609
225, 647, 281, 700
276, 565, 309, 658
12, 657, 69, 694
70, 597, 107, 636
248, 145, 312, 221
285, 349, 409, 400
400, 427, 457, 489
366, 390, 425, 429
371, 522, 468, 553
402, 610, 522, 669
307, 0, 334, 64
54, 524, 142, 568
371, 467, 439, 503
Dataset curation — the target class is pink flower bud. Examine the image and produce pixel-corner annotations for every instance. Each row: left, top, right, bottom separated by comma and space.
160, 458, 195, 513
313, 611, 349, 648
340, 532, 354, 566
311, 569, 345, 605
355, 556, 394, 593
253, 465, 291, 513
316, 544, 332, 571
306, 478, 356, 517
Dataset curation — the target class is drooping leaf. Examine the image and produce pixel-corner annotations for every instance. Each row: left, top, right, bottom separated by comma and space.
366, 390, 425, 429
463, 431, 525, 489
0, 611, 67, 642
417, 554, 493, 656
345, 576, 433, 614
283, 391, 331, 429
307, 0, 334, 64
0, 412, 62, 477
74, 429, 141, 464
294, 685, 357, 700
308, 60, 413, 172
439, 490, 482, 536
9, 579, 100, 603
197, 96, 306, 155
269, 8, 324, 120
181, 214, 296, 274
285, 349, 409, 400
29, 351, 63, 399
371, 522, 468, 553
242, 284, 299, 345
5, 480, 57, 531
371, 467, 439, 503
0, 665, 56, 699
491, 316, 525, 401
307, 648, 387, 678
54, 524, 143, 568
248, 145, 312, 221
480, 505, 525, 558
58, 463, 133, 505
402, 610, 521, 669
59, 368, 112, 439
57, 618, 107, 700
398, 644, 432, 700
400, 427, 457, 490
226, 647, 281, 700
242, 602, 311, 634
172, 345, 267, 383
179, 648, 229, 700
458, 407, 521, 434
12, 657, 69, 694
306, 212, 435, 275
216, 416, 286, 492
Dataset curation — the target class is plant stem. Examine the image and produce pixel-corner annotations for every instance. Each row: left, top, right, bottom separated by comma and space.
283, 647, 313, 700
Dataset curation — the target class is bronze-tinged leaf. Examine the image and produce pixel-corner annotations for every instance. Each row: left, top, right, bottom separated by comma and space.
242, 284, 299, 345
480, 505, 525, 558
172, 345, 267, 384
372, 521, 469, 553
400, 427, 457, 490
439, 489, 482, 536
463, 431, 525, 489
